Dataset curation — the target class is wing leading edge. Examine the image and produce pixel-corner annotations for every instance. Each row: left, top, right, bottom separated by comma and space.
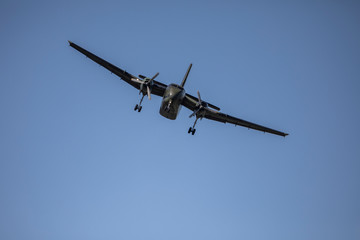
68, 41, 167, 97
182, 94, 288, 137
69, 41, 288, 137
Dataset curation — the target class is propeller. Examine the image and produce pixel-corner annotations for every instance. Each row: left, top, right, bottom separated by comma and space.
133, 72, 159, 100
189, 91, 208, 118
189, 91, 221, 118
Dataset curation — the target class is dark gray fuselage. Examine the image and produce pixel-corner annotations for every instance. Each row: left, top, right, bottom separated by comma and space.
159, 84, 186, 120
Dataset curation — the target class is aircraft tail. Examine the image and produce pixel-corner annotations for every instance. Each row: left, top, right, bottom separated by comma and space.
180, 63, 192, 87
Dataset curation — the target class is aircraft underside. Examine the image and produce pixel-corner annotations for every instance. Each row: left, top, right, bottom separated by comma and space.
68, 41, 289, 137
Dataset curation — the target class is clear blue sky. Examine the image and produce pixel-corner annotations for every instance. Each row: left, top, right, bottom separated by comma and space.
1, 1, 359, 239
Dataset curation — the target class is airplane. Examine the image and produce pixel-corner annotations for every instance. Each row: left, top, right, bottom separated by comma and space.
68, 41, 288, 137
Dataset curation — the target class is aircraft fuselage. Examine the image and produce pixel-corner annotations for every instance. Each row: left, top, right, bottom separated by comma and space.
68, 41, 289, 136
159, 83, 186, 120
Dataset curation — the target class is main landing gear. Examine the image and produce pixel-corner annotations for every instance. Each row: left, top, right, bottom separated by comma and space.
134, 95, 145, 112
134, 104, 142, 112
188, 117, 199, 135
188, 127, 196, 135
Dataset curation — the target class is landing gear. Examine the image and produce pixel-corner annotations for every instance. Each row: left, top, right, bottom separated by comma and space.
134, 95, 145, 112
188, 117, 199, 135
188, 127, 196, 135
134, 104, 142, 112
164, 101, 172, 113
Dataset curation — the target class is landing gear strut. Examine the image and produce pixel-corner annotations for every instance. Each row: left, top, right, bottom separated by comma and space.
164, 101, 172, 113
188, 117, 198, 135
134, 95, 145, 112
164, 106, 169, 112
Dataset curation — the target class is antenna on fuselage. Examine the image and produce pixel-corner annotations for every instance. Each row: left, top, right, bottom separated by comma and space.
180, 63, 192, 88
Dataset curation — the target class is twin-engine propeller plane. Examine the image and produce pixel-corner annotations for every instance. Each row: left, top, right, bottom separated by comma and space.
68, 41, 288, 137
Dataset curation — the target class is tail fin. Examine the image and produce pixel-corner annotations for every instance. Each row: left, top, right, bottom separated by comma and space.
180, 63, 192, 87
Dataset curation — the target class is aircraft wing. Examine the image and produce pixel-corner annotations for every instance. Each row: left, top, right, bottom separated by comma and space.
68, 41, 167, 97
182, 94, 288, 137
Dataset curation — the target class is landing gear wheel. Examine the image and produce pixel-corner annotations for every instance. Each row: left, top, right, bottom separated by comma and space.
188, 127, 196, 135
138, 106, 142, 112
134, 104, 138, 111
188, 127, 192, 134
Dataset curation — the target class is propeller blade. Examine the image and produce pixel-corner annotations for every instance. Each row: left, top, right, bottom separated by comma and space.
151, 72, 159, 80
147, 86, 151, 100
195, 90, 219, 110
197, 91, 202, 103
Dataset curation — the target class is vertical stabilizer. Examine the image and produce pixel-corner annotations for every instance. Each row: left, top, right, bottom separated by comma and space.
180, 63, 192, 87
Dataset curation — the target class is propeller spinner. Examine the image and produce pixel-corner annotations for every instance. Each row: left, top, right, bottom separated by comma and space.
133, 72, 159, 100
